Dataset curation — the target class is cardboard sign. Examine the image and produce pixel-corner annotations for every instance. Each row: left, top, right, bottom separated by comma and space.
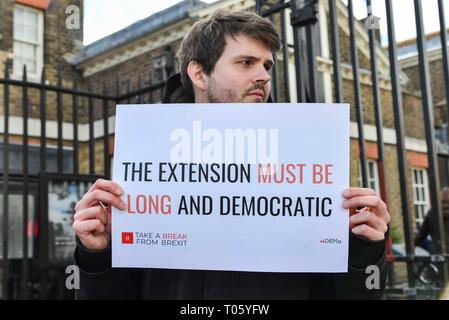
112, 103, 349, 272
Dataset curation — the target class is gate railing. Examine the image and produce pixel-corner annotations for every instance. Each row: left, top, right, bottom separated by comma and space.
256, 0, 449, 298
0, 62, 167, 299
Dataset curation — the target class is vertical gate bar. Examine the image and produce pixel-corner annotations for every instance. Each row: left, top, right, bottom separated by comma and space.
438, 0, 449, 125
127, 79, 131, 104
2, 63, 10, 300
290, 0, 304, 102
305, 23, 317, 102
72, 82, 79, 174
268, 14, 279, 102
256, 0, 262, 14
366, 0, 387, 201
102, 83, 110, 179
21, 65, 29, 299
280, 6, 291, 102
269, 14, 279, 102
348, 0, 368, 187
88, 80, 95, 175
160, 79, 164, 103
137, 74, 143, 104
150, 73, 155, 103
38, 68, 47, 299
385, 0, 415, 287
329, 0, 343, 103
57, 71, 63, 173
39, 68, 46, 172
116, 74, 121, 104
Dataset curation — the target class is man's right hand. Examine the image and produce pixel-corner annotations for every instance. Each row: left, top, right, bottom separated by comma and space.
73, 179, 126, 251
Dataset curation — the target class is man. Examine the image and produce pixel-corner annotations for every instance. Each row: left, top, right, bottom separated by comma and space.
415, 187, 449, 254
73, 10, 390, 299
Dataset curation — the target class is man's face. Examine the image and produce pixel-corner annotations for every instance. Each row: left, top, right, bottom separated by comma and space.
205, 34, 274, 103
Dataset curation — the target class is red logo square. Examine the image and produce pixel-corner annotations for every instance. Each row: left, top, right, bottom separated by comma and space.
122, 232, 134, 244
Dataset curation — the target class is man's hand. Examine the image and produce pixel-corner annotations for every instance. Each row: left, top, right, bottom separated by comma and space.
73, 179, 126, 251
342, 187, 390, 241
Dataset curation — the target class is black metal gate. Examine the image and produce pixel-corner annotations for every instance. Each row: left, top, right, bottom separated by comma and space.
1, 0, 449, 299
255, 0, 449, 299
0, 63, 166, 299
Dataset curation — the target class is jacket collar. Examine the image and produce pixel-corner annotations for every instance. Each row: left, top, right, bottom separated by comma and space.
162, 73, 195, 103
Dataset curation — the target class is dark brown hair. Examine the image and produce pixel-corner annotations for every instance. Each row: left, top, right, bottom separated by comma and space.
177, 10, 281, 95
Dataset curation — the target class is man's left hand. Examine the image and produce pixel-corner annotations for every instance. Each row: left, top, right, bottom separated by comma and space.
342, 187, 390, 241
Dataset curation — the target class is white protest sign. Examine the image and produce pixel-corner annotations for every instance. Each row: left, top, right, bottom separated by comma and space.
112, 103, 349, 272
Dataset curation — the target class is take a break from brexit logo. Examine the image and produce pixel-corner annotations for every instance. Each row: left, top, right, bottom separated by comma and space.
122, 232, 134, 244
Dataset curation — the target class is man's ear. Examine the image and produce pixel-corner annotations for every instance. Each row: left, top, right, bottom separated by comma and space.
187, 61, 207, 91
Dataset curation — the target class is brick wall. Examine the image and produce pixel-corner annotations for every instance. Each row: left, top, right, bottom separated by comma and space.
402, 57, 448, 141
82, 41, 181, 121
0, 0, 84, 121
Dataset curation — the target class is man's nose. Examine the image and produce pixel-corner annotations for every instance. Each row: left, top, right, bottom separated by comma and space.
254, 65, 271, 84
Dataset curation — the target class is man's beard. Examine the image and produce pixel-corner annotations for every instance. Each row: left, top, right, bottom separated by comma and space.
207, 76, 238, 103
206, 76, 267, 103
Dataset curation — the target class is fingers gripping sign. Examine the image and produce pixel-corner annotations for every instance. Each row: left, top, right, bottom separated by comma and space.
342, 187, 390, 241
73, 179, 127, 251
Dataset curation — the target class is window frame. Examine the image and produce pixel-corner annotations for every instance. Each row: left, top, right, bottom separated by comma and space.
358, 159, 381, 195
12, 4, 44, 81
411, 167, 431, 229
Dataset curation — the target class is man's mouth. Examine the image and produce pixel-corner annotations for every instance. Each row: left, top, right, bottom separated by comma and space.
247, 90, 264, 98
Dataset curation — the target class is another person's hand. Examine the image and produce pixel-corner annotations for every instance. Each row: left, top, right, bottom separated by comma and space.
342, 187, 390, 241
73, 179, 126, 251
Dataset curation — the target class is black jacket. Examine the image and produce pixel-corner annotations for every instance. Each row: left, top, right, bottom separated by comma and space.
415, 203, 449, 254
74, 73, 388, 299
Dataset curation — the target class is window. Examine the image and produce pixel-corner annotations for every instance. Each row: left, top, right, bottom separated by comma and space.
358, 160, 381, 195
13, 4, 44, 80
0, 143, 74, 175
0, 185, 36, 259
412, 168, 430, 228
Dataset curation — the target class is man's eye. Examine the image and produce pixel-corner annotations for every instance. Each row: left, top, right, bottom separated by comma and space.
264, 64, 272, 71
241, 60, 252, 66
